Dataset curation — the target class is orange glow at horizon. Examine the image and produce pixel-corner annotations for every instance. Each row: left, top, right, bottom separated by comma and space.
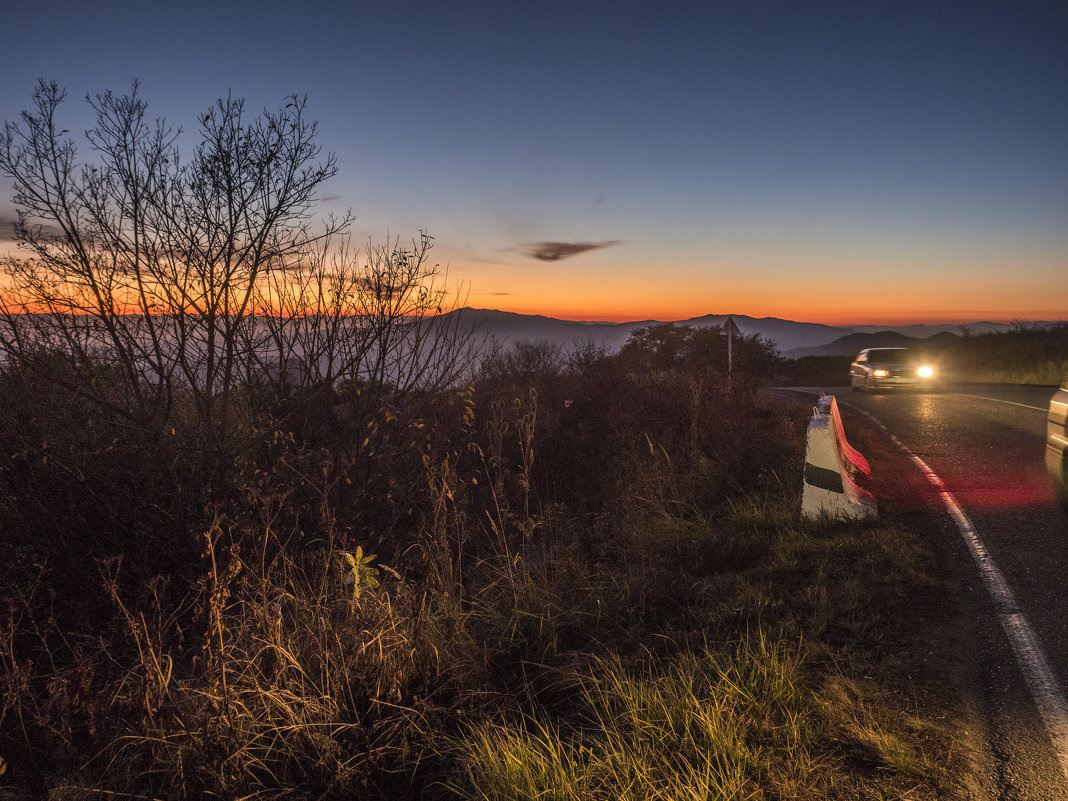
457, 251, 1068, 326
3, 239, 1064, 328
466, 281, 1067, 327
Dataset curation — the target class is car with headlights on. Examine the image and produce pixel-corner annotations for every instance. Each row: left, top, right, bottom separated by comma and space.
849, 347, 937, 391
1047, 378, 1068, 509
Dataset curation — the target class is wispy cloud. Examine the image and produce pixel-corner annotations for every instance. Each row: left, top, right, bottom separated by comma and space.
0, 213, 65, 244
0, 215, 18, 243
525, 240, 622, 262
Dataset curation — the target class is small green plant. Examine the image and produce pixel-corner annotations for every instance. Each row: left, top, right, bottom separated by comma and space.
340, 546, 380, 598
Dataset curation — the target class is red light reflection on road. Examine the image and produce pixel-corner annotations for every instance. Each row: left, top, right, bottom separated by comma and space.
932, 465, 1055, 510
901, 394, 1056, 511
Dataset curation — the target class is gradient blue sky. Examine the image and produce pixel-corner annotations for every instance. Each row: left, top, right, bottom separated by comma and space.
2, 0, 1066, 324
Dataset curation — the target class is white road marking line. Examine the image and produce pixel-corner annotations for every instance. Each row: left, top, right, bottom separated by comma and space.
853, 405, 1068, 784
952, 392, 1047, 412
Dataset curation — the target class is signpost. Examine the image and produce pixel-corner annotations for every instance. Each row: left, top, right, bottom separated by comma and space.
724, 315, 740, 381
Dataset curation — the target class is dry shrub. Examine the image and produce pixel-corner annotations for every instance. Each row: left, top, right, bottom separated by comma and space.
1, 511, 480, 800
94, 519, 472, 800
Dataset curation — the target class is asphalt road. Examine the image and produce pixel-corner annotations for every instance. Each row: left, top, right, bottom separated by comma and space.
785, 383, 1067, 800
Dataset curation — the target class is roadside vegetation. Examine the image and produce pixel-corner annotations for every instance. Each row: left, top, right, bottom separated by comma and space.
2, 83, 973, 799
777, 323, 1068, 387
933, 323, 1068, 385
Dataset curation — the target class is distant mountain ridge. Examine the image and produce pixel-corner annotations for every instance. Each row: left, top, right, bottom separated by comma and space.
447, 308, 1062, 357
782, 323, 1066, 358
784, 330, 925, 358
845, 322, 1007, 337
449, 308, 856, 354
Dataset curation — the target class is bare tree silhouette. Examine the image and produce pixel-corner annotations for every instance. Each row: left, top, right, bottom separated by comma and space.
0, 81, 478, 451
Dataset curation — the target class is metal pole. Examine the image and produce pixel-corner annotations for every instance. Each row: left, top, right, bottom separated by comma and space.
728, 322, 733, 380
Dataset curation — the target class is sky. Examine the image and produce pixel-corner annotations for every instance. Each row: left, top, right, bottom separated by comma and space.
1, 0, 1066, 325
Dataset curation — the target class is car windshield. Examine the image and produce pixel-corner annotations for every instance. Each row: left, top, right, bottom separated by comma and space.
866, 349, 912, 365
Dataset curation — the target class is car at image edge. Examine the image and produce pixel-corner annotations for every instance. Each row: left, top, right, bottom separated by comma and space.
1047, 379, 1068, 509
849, 347, 937, 392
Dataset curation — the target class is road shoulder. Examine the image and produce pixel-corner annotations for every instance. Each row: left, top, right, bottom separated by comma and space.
842, 404, 1066, 800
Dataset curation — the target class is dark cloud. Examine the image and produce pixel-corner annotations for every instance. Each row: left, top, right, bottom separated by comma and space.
525, 240, 622, 262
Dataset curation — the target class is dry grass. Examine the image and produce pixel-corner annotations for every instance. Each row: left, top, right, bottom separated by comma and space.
0, 344, 972, 799
446, 497, 960, 801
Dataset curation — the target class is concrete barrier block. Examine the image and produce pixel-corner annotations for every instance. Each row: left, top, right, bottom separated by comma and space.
801, 396, 877, 520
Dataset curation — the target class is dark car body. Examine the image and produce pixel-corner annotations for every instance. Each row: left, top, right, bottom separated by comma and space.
849, 347, 937, 391
1047, 379, 1068, 508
